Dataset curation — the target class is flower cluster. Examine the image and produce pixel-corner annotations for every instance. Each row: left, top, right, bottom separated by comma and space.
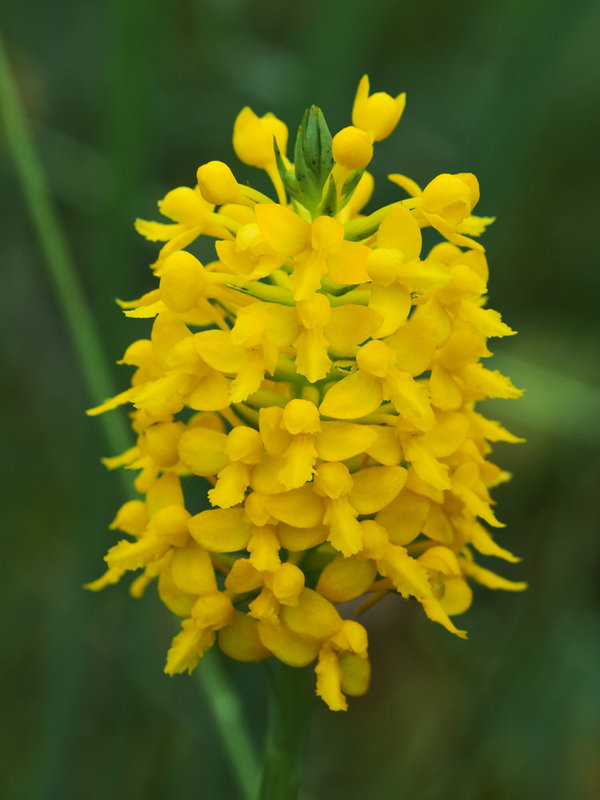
88, 76, 525, 711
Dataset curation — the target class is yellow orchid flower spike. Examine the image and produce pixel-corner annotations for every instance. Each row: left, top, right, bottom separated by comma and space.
88, 74, 525, 714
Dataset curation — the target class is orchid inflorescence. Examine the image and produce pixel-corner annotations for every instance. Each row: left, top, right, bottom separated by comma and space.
88, 75, 525, 711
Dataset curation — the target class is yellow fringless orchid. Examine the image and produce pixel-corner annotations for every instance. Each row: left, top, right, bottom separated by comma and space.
88, 74, 525, 712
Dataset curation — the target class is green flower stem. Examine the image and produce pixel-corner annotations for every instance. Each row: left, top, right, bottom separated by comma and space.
342, 202, 396, 241
327, 288, 371, 307
259, 663, 315, 800
0, 36, 260, 799
195, 649, 260, 800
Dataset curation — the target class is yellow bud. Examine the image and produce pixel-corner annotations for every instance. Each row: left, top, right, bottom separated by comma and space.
352, 75, 406, 142
196, 161, 239, 205
233, 107, 288, 168
356, 339, 394, 377
281, 399, 321, 435
313, 462, 353, 499
332, 126, 373, 170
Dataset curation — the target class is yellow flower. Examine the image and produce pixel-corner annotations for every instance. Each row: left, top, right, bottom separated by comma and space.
352, 74, 406, 141
233, 107, 288, 169
88, 75, 525, 711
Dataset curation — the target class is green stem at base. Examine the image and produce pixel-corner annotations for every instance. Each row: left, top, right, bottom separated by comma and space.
196, 649, 260, 800
259, 662, 315, 800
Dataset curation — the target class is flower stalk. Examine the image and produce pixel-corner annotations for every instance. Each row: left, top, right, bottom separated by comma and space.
259, 664, 314, 800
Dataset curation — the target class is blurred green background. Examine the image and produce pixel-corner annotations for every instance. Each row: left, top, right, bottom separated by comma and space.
2, 0, 599, 798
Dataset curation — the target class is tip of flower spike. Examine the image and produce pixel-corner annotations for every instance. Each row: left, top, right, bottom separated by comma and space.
274, 105, 335, 217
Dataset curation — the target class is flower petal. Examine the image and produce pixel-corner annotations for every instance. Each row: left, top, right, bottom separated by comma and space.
349, 465, 408, 514
255, 203, 309, 255
320, 372, 382, 419
188, 508, 252, 552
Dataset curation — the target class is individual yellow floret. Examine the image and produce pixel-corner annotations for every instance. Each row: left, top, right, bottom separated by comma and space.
233, 107, 288, 168
196, 160, 240, 205
352, 74, 406, 141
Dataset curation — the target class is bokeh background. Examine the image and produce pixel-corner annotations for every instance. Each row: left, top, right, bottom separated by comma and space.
2, 0, 599, 798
